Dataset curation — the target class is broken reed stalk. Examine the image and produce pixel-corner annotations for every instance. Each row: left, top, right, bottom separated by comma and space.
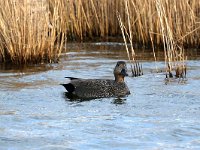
155, 0, 187, 81
117, 0, 143, 77
149, 32, 158, 72
0, 0, 65, 64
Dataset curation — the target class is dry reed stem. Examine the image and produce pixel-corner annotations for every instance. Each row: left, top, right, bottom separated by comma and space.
149, 31, 158, 72
156, 0, 187, 80
117, 0, 143, 77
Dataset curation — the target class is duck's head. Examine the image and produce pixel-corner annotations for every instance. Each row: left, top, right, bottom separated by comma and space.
114, 61, 128, 82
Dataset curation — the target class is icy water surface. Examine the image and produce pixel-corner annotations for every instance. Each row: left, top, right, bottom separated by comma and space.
0, 42, 200, 150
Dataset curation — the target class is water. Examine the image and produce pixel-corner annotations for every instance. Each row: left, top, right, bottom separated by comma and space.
0, 42, 200, 150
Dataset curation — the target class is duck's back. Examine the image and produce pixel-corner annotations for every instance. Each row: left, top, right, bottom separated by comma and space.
66, 79, 130, 99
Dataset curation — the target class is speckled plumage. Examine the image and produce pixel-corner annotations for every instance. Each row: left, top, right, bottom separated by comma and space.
61, 61, 130, 99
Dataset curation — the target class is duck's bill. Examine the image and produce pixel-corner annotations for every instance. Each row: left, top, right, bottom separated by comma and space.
121, 69, 128, 76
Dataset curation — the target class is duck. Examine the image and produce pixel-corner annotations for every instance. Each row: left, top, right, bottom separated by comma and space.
61, 61, 130, 99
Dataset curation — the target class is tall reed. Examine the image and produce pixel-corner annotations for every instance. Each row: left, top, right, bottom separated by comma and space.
0, 0, 65, 64
117, 0, 143, 77
155, 0, 187, 79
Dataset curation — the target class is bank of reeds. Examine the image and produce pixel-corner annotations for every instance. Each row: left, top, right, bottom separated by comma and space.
0, 0, 199, 64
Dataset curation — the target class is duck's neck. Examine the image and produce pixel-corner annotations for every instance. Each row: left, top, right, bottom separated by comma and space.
115, 75, 124, 83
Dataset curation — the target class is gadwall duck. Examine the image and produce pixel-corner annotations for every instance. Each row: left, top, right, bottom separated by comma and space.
61, 61, 130, 99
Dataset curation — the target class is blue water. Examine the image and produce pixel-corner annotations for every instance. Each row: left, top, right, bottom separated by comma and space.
0, 43, 200, 150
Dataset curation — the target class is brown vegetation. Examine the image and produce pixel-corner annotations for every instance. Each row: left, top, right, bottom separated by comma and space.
0, 0, 199, 64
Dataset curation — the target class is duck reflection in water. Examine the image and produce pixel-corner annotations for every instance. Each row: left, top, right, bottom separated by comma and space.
63, 92, 127, 105
61, 61, 130, 100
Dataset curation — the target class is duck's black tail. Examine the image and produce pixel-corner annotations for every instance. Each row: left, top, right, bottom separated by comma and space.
64, 77, 79, 80
60, 83, 75, 93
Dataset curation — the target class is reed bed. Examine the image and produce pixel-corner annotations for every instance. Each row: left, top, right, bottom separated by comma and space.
0, 0, 199, 64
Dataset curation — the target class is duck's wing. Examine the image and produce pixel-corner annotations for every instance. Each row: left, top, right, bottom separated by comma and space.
71, 79, 114, 98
